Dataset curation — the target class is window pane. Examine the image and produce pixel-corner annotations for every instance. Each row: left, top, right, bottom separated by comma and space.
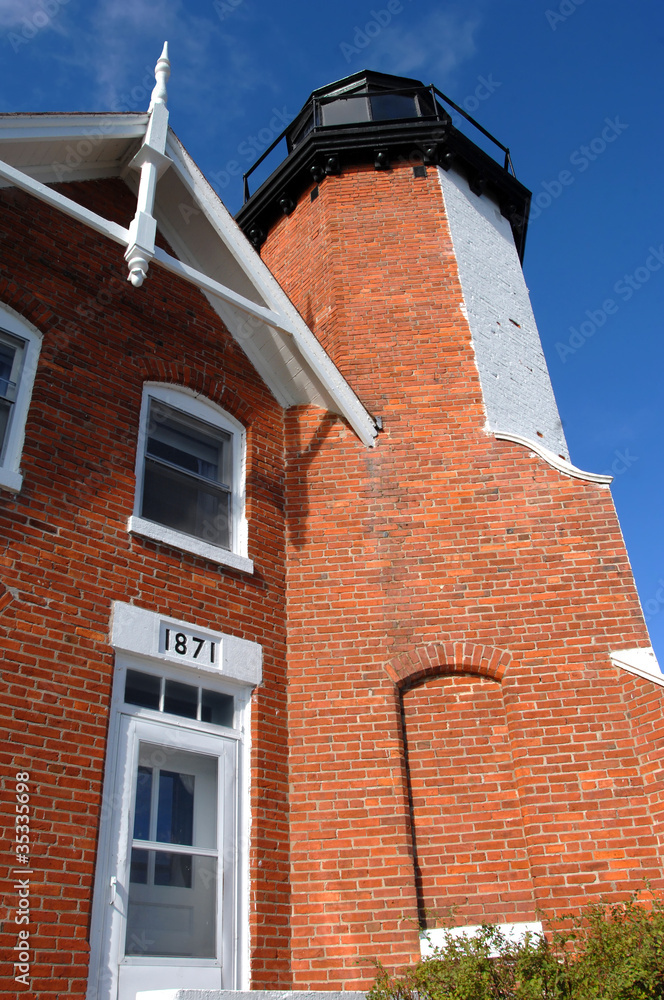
201, 690, 234, 727
125, 853, 217, 958
125, 669, 161, 710
164, 679, 198, 720
142, 459, 231, 549
0, 342, 16, 399
147, 401, 231, 486
156, 769, 195, 845
133, 765, 153, 840
0, 399, 10, 457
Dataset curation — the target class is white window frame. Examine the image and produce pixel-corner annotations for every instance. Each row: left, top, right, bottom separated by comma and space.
87, 602, 261, 1000
128, 383, 253, 573
0, 304, 42, 493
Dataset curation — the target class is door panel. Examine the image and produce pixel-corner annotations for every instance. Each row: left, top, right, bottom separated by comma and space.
105, 717, 236, 1000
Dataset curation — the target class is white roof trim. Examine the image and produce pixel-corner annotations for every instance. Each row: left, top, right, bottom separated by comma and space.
0, 155, 130, 244
610, 647, 664, 687
162, 132, 378, 446
495, 432, 613, 484
0, 155, 296, 334
0, 114, 378, 448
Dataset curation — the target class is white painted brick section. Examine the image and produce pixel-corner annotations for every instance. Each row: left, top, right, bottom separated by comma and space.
437, 168, 568, 460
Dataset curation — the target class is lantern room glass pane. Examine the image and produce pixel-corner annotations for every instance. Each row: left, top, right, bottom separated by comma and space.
321, 94, 370, 126
370, 93, 417, 120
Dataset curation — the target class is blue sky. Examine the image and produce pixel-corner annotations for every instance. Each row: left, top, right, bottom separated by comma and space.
2, 0, 663, 662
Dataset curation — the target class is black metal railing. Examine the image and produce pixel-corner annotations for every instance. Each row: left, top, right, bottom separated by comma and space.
242, 83, 515, 202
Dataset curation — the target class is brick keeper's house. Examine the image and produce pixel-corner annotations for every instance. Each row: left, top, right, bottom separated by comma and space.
1, 46, 663, 1000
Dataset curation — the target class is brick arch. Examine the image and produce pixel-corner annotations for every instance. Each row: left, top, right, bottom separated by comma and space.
136, 359, 255, 427
0, 283, 58, 337
386, 640, 512, 688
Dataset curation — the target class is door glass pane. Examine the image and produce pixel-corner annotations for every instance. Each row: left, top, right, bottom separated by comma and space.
136, 745, 218, 849
125, 852, 217, 958
156, 770, 195, 845
155, 850, 192, 887
129, 847, 149, 884
133, 766, 153, 839
126, 745, 219, 959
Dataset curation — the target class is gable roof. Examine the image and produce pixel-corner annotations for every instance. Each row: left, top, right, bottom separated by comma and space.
0, 110, 378, 447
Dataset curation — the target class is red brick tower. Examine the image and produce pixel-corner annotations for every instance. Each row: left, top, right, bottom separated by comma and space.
238, 71, 664, 986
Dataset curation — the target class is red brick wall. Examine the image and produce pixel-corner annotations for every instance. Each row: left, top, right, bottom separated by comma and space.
264, 164, 664, 986
0, 180, 290, 996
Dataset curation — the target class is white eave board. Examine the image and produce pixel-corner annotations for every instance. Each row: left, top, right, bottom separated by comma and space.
0, 111, 377, 447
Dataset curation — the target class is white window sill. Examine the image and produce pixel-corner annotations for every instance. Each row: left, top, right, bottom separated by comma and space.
128, 515, 254, 573
0, 467, 23, 492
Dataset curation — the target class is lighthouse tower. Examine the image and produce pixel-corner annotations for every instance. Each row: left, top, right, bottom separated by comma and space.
237, 71, 664, 986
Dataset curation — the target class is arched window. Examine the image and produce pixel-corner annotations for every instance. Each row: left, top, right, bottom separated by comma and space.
0, 304, 42, 493
128, 384, 252, 572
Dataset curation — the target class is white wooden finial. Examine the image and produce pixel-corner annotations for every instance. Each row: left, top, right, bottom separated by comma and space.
148, 41, 170, 110
125, 43, 173, 287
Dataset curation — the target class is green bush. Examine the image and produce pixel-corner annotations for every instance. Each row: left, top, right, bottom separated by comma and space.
368, 894, 664, 1000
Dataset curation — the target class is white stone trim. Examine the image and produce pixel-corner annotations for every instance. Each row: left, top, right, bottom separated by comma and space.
0, 304, 42, 493
420, 921, 543, 959
0, 467, 23, 492
494, 431, 613, 484
610, 646, 664, 687
128, 516, 254, 573
110, 601, 262, 687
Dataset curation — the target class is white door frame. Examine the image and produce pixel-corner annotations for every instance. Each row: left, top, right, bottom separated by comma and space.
87, 604, 261, 1000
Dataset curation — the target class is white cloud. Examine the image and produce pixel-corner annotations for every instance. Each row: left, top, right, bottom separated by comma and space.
353, 9, 480, 85
0, 0, 69, 32
88, 0, 183, 109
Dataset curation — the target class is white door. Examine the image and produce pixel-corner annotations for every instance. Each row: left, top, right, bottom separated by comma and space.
102, 716, 237, 1000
